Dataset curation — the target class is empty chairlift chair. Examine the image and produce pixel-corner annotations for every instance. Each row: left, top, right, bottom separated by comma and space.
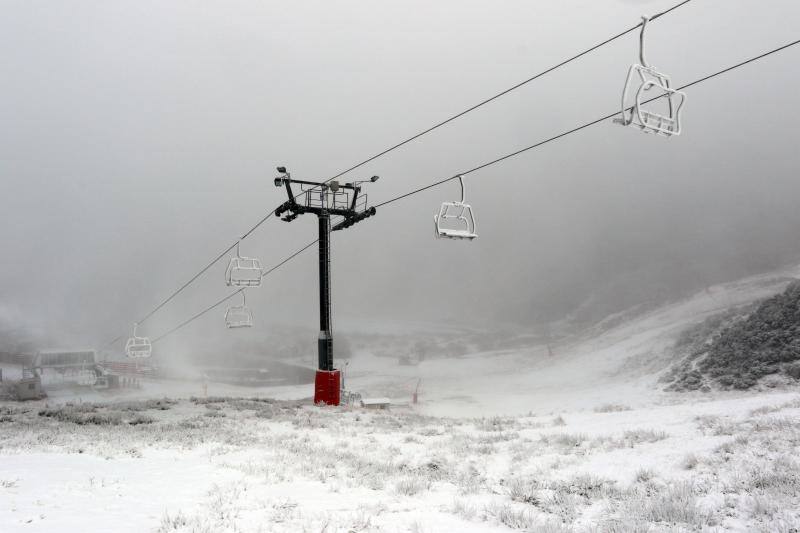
125, 323, 152, 358
434, 175, 477, 240
225, 241, 264, 287
614, 16, 686, 137
225, 290, 253, 329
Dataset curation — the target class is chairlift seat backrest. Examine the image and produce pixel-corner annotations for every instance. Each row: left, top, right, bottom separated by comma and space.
434, 201, 477, 240
433, 174, 477, 241
125, 323, 152, 358
618, 64, 685, 136
225, 256, 263, 287
225, 305, 253, 329
125, 337, 152, 358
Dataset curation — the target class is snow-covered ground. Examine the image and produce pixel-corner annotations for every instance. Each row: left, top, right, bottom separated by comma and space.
2, 266, 800, 532
2, 393, 799, 532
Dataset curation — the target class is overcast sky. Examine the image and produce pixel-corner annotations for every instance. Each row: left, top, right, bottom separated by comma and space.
1, 0, 800, 356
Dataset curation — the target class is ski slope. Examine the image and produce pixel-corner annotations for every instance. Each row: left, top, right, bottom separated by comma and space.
338, 264, 800, 417
2, 265, 799, 532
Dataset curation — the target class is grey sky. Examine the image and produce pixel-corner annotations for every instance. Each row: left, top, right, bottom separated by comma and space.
2, 0, 800, 355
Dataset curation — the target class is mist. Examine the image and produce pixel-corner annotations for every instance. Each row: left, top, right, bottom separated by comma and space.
2, 0, 800, 361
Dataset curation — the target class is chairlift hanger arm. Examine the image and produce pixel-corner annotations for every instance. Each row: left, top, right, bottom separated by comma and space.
349, 186, 364, 211
283, 180, 297, 207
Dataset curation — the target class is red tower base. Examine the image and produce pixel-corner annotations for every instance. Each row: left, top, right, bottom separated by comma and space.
314, 369, 341, 406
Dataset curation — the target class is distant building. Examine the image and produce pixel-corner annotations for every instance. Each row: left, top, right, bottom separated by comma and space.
360, 397, 391, 410
14, 375, 44, 400
36, 349, 96, 368
35, 349, 99, 387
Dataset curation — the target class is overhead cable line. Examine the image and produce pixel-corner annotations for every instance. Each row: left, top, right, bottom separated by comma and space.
376, 37, 800, 209
105, 4, 693, 349
148, 37, 800, 346
151, 290, 242, 344
151, 239, 318, 344
108, 6, 699, 350
103, 220, 274, 348
323, 0, 693, 184
260, 239, 319, 279
137, 243, 238, 326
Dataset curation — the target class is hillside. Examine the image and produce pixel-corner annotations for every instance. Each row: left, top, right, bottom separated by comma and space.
665, 280, 800, 391
3, 267, 800, 532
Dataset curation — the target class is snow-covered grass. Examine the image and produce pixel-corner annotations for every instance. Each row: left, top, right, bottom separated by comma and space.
2, 267, 800, 531
1, 391, 799, 532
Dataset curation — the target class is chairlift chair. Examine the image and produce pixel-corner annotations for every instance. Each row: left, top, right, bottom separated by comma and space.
434, 175, 477, 240
125, 323, 152, 359
225, 290, 254, 329
225, 241, 264, 287
615, 16, 686, 137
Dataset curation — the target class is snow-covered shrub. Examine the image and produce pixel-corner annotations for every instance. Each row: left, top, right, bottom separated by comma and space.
748, 455, 800, 492
225, 398, 275, 411
696, 413, 743, 436
615, 482, 707, 529
393, 476, 429, 496
786, 362, 800, 380
541, 490, 581, 522
451, 499, 477, 521
634, 468, 656, 483
587, 429, 668, 452
476, 415, 515, 432
668, 281, 800, 390
681, 453, 700, 470
540, 432, 588, 450
417, 427, 442, 437
157, 510, 188, 532
476, 431, 519, 444
128, 414, 154, 425
621, 429, 669, 445
747, 494, 779, 519
752, 416, 795, 433
506, 477, 541, 505
38, 404, 124, 425
113, 398, 176, 411
483, 502, 537, 530
557, 474, 619, 500
452, 465, 484, 495
189, 396, 227, 404
254, 406, 274, 419
593, 403, 632, 413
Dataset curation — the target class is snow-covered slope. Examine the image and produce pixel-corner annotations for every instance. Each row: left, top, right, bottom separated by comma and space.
30, 264, 800, 418
3, 266, 800, 532
338, 264, 800, 417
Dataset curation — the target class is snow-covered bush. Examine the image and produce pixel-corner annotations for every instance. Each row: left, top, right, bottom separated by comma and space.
665, 281, 800, 391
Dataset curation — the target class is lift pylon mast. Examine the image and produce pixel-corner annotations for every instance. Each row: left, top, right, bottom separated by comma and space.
318, 213, 332, 372
274, 167, 378, 405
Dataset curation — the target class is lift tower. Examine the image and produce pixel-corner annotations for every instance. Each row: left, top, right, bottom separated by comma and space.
274, 167, 378, 405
